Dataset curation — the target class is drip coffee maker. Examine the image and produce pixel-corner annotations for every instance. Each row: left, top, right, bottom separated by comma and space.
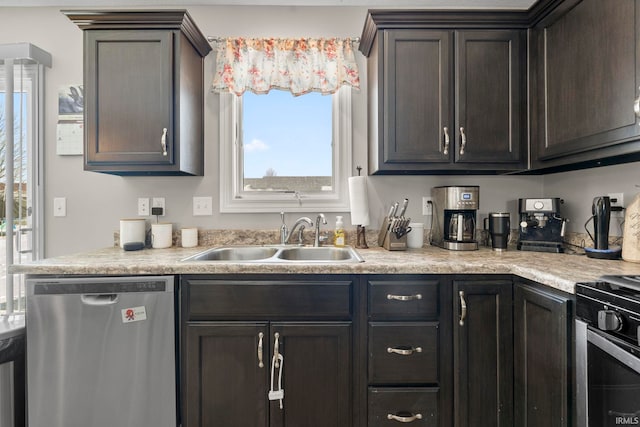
430, 186, 479, 251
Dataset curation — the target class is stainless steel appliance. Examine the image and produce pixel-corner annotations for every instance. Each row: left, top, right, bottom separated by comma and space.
576, 276, 640, 427
430, 186, 479, 251
26, 276, 176, 427
517, 198, 566, 253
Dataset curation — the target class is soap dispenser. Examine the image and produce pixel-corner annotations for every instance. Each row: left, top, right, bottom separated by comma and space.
334, 216, 346, 247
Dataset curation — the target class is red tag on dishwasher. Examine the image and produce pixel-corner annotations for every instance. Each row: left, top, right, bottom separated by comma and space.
121, 306, 147, 323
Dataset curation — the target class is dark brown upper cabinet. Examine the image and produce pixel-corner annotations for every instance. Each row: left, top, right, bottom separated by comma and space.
64, 10, 212, 175
530, 0, 640, 172
360, 11, 527, 174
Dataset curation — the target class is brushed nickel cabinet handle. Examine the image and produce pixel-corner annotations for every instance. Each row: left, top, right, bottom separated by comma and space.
459, 126, 467, 156
387, 346, 423, 356
387, 293, 422, 301
258, 332, 264, 368
387, 413, 423, 423
443, 126, 450, 155
161, 127, 168, 156
273, 332, 280, 368
634, 90, 640, 122
459, 290, 467, 326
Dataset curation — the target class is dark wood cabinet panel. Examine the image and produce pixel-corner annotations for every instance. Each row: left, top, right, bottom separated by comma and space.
368, 279, 440, 320
531, 0, 640, 170
65, 10, 211, 175
455, 31, 524, 164
269, 323, 352, 427
514, 282, 573, 427
183, 323, 269, 427
361, 12, 526, 174
369, 388, 439, 427
453, 280, 513, 427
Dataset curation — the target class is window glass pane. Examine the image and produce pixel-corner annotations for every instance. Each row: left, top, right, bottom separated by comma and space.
242, 90, 333, 193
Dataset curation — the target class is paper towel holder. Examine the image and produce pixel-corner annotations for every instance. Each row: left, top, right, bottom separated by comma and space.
352, 166, 369, 249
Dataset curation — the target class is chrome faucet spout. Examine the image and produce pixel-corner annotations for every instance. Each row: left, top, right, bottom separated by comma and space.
314, 213, 327, 247
285, 217, 314, 245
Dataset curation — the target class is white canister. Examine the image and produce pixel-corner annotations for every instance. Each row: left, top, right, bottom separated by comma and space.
181, 228, 198, 248
151, 223, 173, 249
120, 219, 146, 248
407, 223, 425, 249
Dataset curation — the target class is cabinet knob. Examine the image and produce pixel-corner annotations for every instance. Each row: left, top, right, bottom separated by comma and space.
443, 127, 450, 155
387, 413, 423, 423
459, 127, 467, 156
160, 127, 168, 156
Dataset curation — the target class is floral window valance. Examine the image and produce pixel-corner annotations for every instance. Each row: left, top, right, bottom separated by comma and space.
212, 37, 360, 96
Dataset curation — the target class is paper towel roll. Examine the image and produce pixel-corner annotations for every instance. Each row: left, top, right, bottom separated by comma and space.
348, 176, 370, 226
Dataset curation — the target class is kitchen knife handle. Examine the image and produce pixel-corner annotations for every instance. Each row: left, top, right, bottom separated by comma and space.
387, 413, 423, 423
161, 128, 168, 156
459, 290, 467, 326
443, 127, 450, 155
258, 332, 264, 368
398, 198, 409, 218
459, 127, 467, 156
387, 293, 422, 301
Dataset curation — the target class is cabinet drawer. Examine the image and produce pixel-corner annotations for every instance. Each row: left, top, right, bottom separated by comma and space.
369, 322, 439, 385
186, 279, 352, 320
369, 388, 439, 426
369, 280, 439, 320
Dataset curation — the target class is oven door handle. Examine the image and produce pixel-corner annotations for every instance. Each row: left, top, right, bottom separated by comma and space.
588, 328, 640, 374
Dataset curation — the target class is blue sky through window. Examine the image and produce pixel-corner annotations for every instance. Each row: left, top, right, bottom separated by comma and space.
242, 90, 333, 178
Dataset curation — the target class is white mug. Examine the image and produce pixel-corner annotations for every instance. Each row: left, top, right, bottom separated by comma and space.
120, 219, 146, 248
407, 223, 424, 248
151, 223, 173, 249
181, 228, 198, 248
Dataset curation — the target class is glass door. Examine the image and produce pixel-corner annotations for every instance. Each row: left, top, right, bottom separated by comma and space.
0, 44, 51, 314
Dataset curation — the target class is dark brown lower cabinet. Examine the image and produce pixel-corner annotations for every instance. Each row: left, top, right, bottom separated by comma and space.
184, 321, 351, 427
453, 280, 513, 427
514, 282, 573, 427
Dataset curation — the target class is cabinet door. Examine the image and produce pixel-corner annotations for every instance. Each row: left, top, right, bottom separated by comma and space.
381, 30, 453, 168
183, 323, 269, 427
453, 281, 513, 427
514, 283, 573, 427
532, 0, 640, 162
269, 323, 351, 427
85, 30, 174, 168
455, 30, 523, 165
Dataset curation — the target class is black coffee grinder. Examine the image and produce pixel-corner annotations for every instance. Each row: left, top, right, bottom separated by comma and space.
585, 196, 621, 259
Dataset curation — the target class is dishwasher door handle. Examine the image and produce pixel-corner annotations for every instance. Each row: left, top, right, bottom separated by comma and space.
80, 294, 119, 305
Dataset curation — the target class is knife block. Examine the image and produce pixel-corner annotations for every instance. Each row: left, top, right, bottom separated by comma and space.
378, 217, 407, 251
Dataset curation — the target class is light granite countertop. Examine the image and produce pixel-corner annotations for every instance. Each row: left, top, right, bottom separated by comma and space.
10, 244, 640, 294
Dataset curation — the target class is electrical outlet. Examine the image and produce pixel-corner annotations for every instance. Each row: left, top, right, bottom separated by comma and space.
608, 192, 624, 218
152, 197, 166, 216
422, 196, 433, 216
137, 198, 149, 216
53, 197, 66, 217
193, 196, 213, 216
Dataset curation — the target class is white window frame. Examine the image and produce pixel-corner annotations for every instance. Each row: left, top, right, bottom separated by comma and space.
219, 87, 353, 213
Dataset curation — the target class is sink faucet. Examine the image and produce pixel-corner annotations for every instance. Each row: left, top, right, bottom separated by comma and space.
314, 213, 327, 247
284, 217, 313, 245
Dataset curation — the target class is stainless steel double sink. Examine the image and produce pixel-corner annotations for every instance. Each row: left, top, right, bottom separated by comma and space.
182, 245, 364, 263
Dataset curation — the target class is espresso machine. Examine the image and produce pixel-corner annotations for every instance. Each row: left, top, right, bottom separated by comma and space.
431, 186, 479, 251
517, 198, 566, 253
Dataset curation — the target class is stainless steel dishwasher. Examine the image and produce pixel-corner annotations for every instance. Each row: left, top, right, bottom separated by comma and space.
26, 276, 176, 427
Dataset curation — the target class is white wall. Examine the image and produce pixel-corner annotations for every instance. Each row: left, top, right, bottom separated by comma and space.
1, 6, 636, 257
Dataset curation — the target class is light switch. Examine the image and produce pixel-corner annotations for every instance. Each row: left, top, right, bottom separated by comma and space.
53, 197, 66, 217
193, 196, 213, 216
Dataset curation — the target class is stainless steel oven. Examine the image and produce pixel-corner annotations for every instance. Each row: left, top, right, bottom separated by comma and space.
576, 276, 640, 427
